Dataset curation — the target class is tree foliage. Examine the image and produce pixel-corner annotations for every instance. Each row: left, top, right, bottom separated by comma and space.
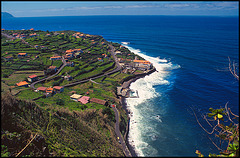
194, 58, 239, 157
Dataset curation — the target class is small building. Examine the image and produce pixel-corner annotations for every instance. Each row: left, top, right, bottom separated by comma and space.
115, 51, 121, 54
34, 45, 39, 48
74, 49, 83, 53
37, 87, 47, 92
50, 56, 62, 60
66, 61, 74, 67
29, 28, 34, 31
117, 87, 123, 96
63, 55, 73, 60
46, 34, 51, 37
65, 49, 73, 54
66, 53, 73, 57
70, 94, 82, 102
117, 87, 130, 97
43, 92, 51, 98
46, 87, 55, 94
64, 75, 73, 81
47, 66, 57, 72
98, 58, 103, 62
53, 86, 64, 93
29, 33, 37, 37
12, 33, 18, 36
27, 74, 38, 82
54, 32, 60, 35
69, 91, 76, 94
16, 81, 29, 87
102, 54, 108, 58
90, 98, 108, 106
18, 53, 27, 58
78, 96, 90, 104
4, 56, 13, 61
133, 60, 151, 66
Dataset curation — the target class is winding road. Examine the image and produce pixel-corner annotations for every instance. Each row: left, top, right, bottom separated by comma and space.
2, 32, 132, 157
30, 57, 67, 89
111, 105, 132, 157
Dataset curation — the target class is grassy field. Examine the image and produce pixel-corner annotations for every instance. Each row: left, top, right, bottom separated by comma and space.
34, 85, 108, 112
16, 89, 44, 100
2, 70, 44, 86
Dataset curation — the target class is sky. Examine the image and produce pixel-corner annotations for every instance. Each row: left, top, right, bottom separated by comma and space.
1, 1, 239, 17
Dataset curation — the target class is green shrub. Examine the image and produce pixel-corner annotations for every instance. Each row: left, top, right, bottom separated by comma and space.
56, 99, 65, 105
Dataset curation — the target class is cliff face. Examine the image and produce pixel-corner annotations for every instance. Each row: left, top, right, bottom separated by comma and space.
1, 12, 14, 18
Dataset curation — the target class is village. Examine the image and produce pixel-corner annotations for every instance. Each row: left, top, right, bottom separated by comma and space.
2, 28, 154, 108
1, 27, 156, 158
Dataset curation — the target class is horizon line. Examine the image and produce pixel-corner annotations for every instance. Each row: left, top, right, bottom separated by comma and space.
6, 14, 239, 18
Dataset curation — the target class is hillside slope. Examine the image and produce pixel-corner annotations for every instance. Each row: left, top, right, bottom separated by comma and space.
1, 12, 14, 18
1, 92, 124, 157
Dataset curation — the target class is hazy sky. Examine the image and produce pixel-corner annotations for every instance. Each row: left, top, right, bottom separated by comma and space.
1, 1, 239, 17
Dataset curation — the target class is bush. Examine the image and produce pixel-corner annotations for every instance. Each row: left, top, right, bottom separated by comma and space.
52, 81, 59, 86
102, 107, 115, 122
56, 99, 64, 106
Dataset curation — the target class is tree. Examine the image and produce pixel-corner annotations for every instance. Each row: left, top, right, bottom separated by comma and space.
194, 58, 239, 157
56, 99, 64, 106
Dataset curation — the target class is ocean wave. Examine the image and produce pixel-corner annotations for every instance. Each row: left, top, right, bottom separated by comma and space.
124, 44, 180, 156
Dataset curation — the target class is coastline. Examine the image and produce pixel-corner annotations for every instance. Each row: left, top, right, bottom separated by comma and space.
119, 68, 156, 157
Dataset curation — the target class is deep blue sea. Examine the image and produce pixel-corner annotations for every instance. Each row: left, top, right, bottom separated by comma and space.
2, 15, 239, 157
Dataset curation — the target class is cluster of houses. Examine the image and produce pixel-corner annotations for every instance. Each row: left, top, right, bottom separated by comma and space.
36, 86, 64, 97
11, 28, 37, 39
29, 33, 37, 37
35, 86, 108, 106
72, 32, 87, 39
117, 86, 138, 98
72, 32, 93, 39
12, 33, 27, 39
46, 65, 58, 74
118, 56, 153, 72
15, 74, 39, 87
70, 92, 108, 106
14, 71, 108, 106
63, 48, 83, 60
72, 32, 107, 46
4, 52, 38, 62
97, 53, 109, 62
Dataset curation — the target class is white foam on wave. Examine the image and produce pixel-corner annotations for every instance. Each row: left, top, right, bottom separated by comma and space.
124, 45, 180, 156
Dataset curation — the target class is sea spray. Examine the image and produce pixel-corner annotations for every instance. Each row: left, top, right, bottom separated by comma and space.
123, 44, 180, 156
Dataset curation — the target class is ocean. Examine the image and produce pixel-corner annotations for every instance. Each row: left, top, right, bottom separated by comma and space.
2, 15, 239, 157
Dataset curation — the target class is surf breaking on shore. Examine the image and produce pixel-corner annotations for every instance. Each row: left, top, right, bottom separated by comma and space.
122, 44, 180, 156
